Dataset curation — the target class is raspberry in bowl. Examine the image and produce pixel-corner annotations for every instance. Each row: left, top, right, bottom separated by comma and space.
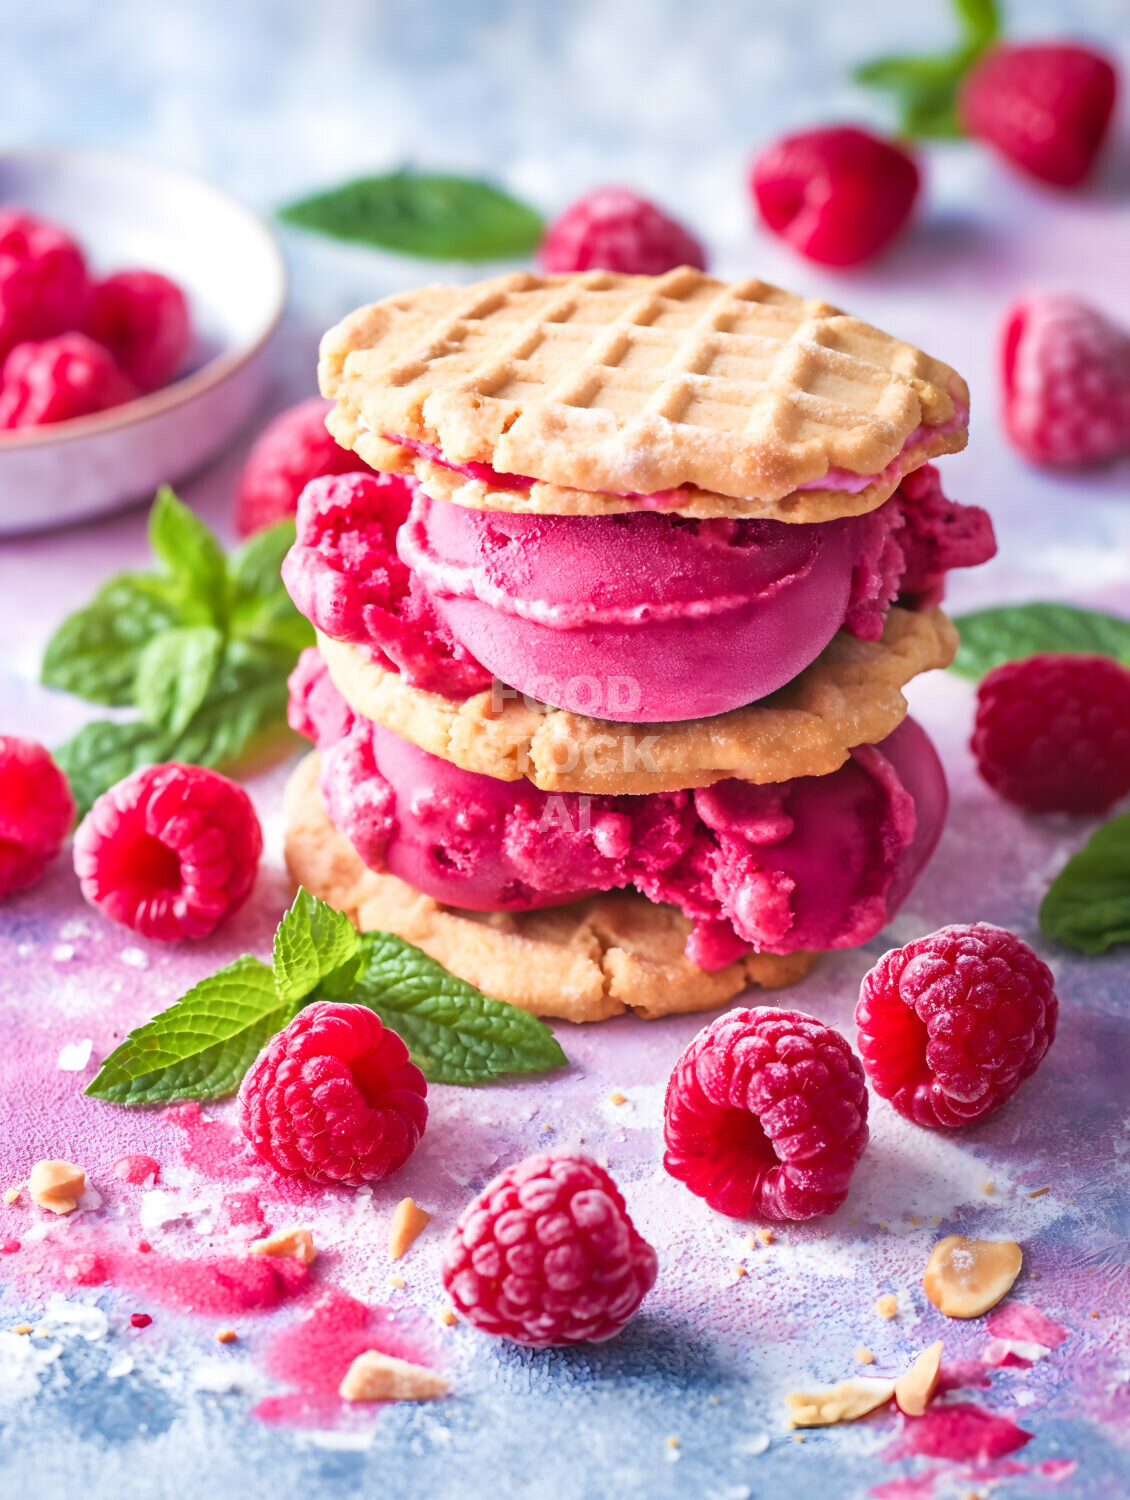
0, 149, 284, 534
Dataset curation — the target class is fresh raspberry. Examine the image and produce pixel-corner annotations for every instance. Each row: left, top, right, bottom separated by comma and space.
539, 187, 706, 276
73, 763, 262, 941
960, 44, 1118, 188
0, 736, 74, 898
1001, 295, 1130, 468
238, 1002, 427, 1186
85, 270, 191, 393
750, 126, 919, 267
0, 210, 91, 362
856, 923, 1058, 1129
0, 333, 137, 429
971, 653, 1130, 814
663, 1008, 869, 1221
442, 1152, 657, 1346
235, 398, 375, 535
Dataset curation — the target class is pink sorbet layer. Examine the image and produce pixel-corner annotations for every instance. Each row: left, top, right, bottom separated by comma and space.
282, 464, 994, 722
289, 651, 948, 965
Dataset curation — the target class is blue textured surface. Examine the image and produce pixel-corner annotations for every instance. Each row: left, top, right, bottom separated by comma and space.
2, 4, 1130, 1498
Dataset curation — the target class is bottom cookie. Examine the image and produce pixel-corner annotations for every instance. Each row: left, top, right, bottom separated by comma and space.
284, 753, 817, 1024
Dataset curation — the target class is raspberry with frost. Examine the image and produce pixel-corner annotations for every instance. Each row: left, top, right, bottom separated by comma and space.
442, 1152, 657, 1346
73, 762, 262, 941
239, 1002, 427, 1186
663, 1007, 869, 1220
235, 397, 375, 535
539, 187, 706, 276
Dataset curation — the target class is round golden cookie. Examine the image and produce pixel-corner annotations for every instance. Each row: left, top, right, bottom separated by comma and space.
319, 267, 968, 522
284, 753, 816, 1024
316, 605, 958, 796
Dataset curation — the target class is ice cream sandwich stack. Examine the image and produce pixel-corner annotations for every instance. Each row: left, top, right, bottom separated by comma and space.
281, 269, 995, 1022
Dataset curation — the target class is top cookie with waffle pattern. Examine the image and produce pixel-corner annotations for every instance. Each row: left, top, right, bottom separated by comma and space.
319, 268, 968, 523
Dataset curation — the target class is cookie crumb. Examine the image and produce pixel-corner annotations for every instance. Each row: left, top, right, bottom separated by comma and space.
1028, 1187, 1050, 1199
387, 1274, 406, 1290
437, 1307, 458, 1327
875, 1294, 898, 1320
1090, 1311, 1100, 1318
339, 1350, 449, 1402
733, 1264, 748, 1278
666, 1437, 679, 1449
855, 1346, 875, 1365
923, 1235, 1022, 1318
786, 1377, 895, 1428
3, 1187, 20, 1205
249, 1227, 316, 1265
28, 1159, 86, 1215
608, 1091, 627, 1106
894, 1340, 942, 1416
216, 1329, 237, 1344
981, 1180, 995, 1195
756, 1228, 775, 1245
12, 1324, 32, 1335
388, 1197, 431, 1260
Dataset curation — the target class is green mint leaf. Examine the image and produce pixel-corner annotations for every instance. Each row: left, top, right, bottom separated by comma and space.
169, 639, 294, 770
149, 486, 229, 625
135, 625, 224, 736
55, 718, 170, 820
85, 956, 293, 1105
280, 171, 544, 262
853, 0, 999, 139
952, 602, 1130, 679
1039, 812, 1130, 955
273, 888, 361, 1004
40, 572, 184, 706
349, 931, 567, 1084
229, 519, 314, 656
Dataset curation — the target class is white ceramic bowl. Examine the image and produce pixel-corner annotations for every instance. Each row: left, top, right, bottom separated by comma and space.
0, 150, 286, 534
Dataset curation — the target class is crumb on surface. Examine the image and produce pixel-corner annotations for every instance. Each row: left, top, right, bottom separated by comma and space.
12, 1324, 32, 1335
875, 1294, 898, 1320
786, 1377, 895, 1428
982, 1180, 995, 1195
387, 1274, 406, 1290
894, 1340, 942, 1416
339, 1350, 450, 1402
666, 1436, 679, 1449
437, 1307, 458, 1327
733, 1264, 747, 1278
28, 1159, 86, 1215
608, 1091, 627, 1106
388, 1197, 431, 1261
216, 1329, 237, 1344
248, 1227, 317, 1265
1028, 1187, 1051, 1199
3, 1187, 20, 1205
855, 1346, 874, 1364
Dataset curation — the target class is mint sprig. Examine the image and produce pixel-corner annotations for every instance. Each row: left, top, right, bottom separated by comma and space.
280, 170, 544, 262
1039, 812, 1130, 956
951, 602, 1130, 679
854, 0, 1001, 139
86, 889, 567, 1103
42, 487, 312, 816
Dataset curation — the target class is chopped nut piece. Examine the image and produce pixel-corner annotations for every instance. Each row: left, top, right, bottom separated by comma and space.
3, 1187, 20, 1205
855, 1346, 875, 1365
388, 1198, 431, 1260
786, 1377, 895, 1428
12, 1324, 32, 1335
437, 1307, 458, 1328
895, 1340, 942, 1416
28, 1160, 86, 1215
875, 1294, 898, 1320
923, 1235, 1022, 1319
387, 1274, 406, 1290
216, 1329, 238, 1344
608, 1092, 627, 1106
249, 1227, 316, 1265
338, 1350, 449, 1402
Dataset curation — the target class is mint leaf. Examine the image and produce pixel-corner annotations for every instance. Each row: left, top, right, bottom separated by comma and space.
86, 956, 292, 1105
280, 171, 544, 261
55, 718, 169, 820
135, 625, 224, 735
1039, 813, 1130, 955
273, 888, 361, 1004
149, 486, 228, 625
854, 0, 1000, 139
229, 519, 314, 656
952, 602, 1130, 679
349, 931, 567, 1084
40, 572, 184, 706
